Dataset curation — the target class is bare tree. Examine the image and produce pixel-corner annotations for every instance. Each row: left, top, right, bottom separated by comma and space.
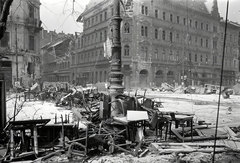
0, 0, 13, 40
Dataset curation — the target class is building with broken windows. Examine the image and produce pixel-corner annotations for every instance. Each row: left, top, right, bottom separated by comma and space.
40, 31, 74, 83
0, 0, 42, 88
74, 0, 240, 88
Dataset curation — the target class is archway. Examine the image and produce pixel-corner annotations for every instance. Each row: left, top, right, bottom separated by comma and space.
139, 69, 148, 87
155, 70, 163, 87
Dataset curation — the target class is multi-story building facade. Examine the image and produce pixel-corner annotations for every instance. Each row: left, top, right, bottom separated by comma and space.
0, 0, 42, 87
40, 31, 74, 82
74, 0, 240, 88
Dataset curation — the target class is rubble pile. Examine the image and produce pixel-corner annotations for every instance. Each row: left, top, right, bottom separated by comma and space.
1, 83, 240, 163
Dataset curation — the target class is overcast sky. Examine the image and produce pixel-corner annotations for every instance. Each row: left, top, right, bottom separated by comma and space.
40, 0, 240, 34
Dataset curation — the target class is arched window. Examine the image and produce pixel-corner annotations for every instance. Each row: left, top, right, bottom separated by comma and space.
162, 30, 165, 40
124, 45, 130, 56
124, 22, 130, 33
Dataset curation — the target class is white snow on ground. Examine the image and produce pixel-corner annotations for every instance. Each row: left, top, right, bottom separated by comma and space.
6, 91, 240, 128
6, 94, 74, 124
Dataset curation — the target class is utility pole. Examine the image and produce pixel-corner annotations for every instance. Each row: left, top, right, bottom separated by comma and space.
15, 27, 18, 82
109, 0, 124, 116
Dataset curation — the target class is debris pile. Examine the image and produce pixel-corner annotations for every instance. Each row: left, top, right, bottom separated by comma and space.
1, 84, 240, 163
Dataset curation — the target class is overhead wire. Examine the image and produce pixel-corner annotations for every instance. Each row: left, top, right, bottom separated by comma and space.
212, 0, 229, 162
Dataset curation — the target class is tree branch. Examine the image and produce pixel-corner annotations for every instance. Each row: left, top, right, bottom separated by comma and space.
0, 0, 13, 40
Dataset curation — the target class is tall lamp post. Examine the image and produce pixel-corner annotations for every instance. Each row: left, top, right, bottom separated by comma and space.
109, 0, 124, 116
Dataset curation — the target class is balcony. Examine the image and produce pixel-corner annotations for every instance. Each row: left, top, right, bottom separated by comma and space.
25, 18, 42, 30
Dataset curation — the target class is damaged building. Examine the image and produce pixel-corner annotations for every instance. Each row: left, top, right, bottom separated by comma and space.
74, 0, 240, 89
0, 0, 42, 88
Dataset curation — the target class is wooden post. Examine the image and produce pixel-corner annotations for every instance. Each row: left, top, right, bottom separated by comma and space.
33, 126, 38, 155
85, 124, 89, 154
61, 115, 65, 149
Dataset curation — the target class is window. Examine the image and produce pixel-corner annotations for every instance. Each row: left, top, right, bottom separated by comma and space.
177, 16, 179, 24
154, 49, 158, 59
189, 53, 192, 62
1, 31, 9, 47
230, 34, 232, 42
213, 25, 217, 32
163, 12, 165, 20
29, 35, 35, 50
169, 32, 173, 43
124, 22, 130, 33
100, 32, 102, 41
141, 5, 144, 14
195, 21, 198, 28
195, 54, 197, 62
145, 47, 148, 60
213, 40, 217, 49
155, 9, 158, 18
100, 14, 102, 22
169, 50, 173, 60
141, 5, 148, 15
92, 17, 94, 25
183, 18, 186, 25
162, 49, 165, 60
92, 35, 94, 43
95, 33, 98, 42
206, 39, 208, 48
145, 26, 148, 37
29, 4, 34, 18
104, 11, 107, 20
145, 6, 148, 15
141, 26, 144, 36
200, 55, 203, 62
170, 14, 173, 22
104, 30, 107, 40
206, 24, 208, 31
189, 35, 191, 44
200, 38, 203, 47
162, 30, 165, 40
176, 33, 179, 42
124, 45, 130, 56
195, 36, 197, 45
189, 19, 192, 27
155, 29, 158, 39
96, 15, 98, 23
201, 23, 203, 30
